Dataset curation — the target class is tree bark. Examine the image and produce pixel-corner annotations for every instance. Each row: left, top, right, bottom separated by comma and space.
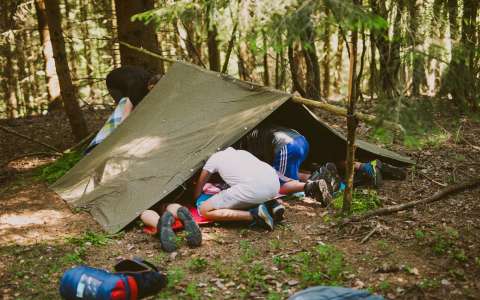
114, 0, 163, 73
35, 0, 61, 105
206, 2, 220, 72
334, 33, 343, 94
288, 43, 306, 97
262, 31, 270, 86
2, 43, 18, 119
342, 3, 359, 215
301, 25, 321, 100
44, 0, 88, 142
322, 8, 331, 98
79, 0, 93, 95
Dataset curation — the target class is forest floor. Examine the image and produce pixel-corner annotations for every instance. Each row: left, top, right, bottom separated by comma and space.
0, 101, 479, 300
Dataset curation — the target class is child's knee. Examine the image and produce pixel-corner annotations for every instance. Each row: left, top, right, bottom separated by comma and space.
140, 210, 160, 227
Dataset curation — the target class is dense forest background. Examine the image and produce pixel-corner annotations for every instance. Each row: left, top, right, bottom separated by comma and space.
0, 0, 479, 140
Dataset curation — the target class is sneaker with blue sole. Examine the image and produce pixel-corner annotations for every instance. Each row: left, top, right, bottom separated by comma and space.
250, 204, 274, 230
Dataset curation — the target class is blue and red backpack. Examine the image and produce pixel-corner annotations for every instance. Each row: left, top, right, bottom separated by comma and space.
59, 258, 167, 300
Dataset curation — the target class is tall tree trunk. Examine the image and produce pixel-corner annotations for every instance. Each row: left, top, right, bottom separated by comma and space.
262, 31, 270, 86
342, 3, 359, 215
322, 8, 331, 98
369, 27, 377, 99
79, 0, 93, 95
16, 33, 29, 117
288, 43, 306, 97
64, 0, 78, 80
35, 0, 61, 105
44, 0, 88, 141
181, 19, 203, 66
301, 25, 321, 100
407, 0, 424, 96
26, 29, 39, 115
206, 2, 220, 72
110, 0, 120, 68
334, 34, 344, 94
2, 43, 18, 119
114, 0, 163, 73
371, 0, 402, 98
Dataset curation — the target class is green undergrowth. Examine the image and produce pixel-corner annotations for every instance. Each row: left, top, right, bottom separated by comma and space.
0, 230, 115, 299
370, 97, 468, 150
332, 189, 381, 214
36, 150, 82, 184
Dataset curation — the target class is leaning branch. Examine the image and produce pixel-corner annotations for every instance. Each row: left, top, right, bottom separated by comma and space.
339, 177, 480, 225
290, 95, 404, 133
0, 125, 61, 154
118, 41, 177, 64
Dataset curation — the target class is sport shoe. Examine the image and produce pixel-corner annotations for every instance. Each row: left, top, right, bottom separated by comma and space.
358, 160, 383, 187
157, 211, 177, 253
114, 258, 167, 298
250, 204, 274, 230
304, 179, 332, 207
266, 199, 285, 222
177, 206, 202, 248
308, 163, 341, 193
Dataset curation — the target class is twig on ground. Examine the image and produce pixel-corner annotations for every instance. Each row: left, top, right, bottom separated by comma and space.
418, 172, 447, 187
360, 223, 379, 244
339, 177, 480, 226
0, 125, 61, 153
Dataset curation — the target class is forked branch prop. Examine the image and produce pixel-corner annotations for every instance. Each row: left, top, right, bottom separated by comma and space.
339, 177, 480, 226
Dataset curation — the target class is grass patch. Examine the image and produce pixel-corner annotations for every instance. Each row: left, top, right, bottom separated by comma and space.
187, 257, 208, 273
332, 189, 381, 214
273, 244, 347, 287
36, 151, 82, 184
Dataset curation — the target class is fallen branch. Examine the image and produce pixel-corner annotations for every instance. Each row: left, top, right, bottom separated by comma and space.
118, 41, 177, 64
360, 224, 379, 244
339, 177, 480, 225
291, 95, 405, 133
418, 172, 447, 187
0, 125, 61, 153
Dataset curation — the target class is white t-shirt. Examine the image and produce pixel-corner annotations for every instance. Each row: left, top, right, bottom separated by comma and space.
203, 147, 279, 203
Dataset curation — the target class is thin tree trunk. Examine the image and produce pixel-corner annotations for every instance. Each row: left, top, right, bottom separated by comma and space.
44, 0, 88, 142
288, 43, 306, 97
342, 2, 359, 215
262, 31, 270, 86
334, 34, 343, 94
206, 2, 220, 72
35, 0, 61, 106
322, 8, 331, 98
2, 42, 18, 119
79, 0, 93, 95
114, 0, 162, 73
16, 33, 29, 117
301, 25, 321, 100
63, 0, 78, 80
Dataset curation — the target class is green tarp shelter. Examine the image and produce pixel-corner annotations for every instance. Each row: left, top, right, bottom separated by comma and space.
52, 62, 414, 233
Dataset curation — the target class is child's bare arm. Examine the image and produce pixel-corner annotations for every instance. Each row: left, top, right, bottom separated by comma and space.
193, 170, 212, 200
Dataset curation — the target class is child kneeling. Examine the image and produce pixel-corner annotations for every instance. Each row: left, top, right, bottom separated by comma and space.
194, 147, 280, 230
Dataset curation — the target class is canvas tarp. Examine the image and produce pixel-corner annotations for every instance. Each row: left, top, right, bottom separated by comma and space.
52, 62, 414, 233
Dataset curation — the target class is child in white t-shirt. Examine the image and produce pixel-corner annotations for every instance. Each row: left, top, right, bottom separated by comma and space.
193, 147, 280, 230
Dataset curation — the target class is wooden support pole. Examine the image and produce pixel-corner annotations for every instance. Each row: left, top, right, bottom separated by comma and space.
118, 41, 177, 64
291, 95, 404, 133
